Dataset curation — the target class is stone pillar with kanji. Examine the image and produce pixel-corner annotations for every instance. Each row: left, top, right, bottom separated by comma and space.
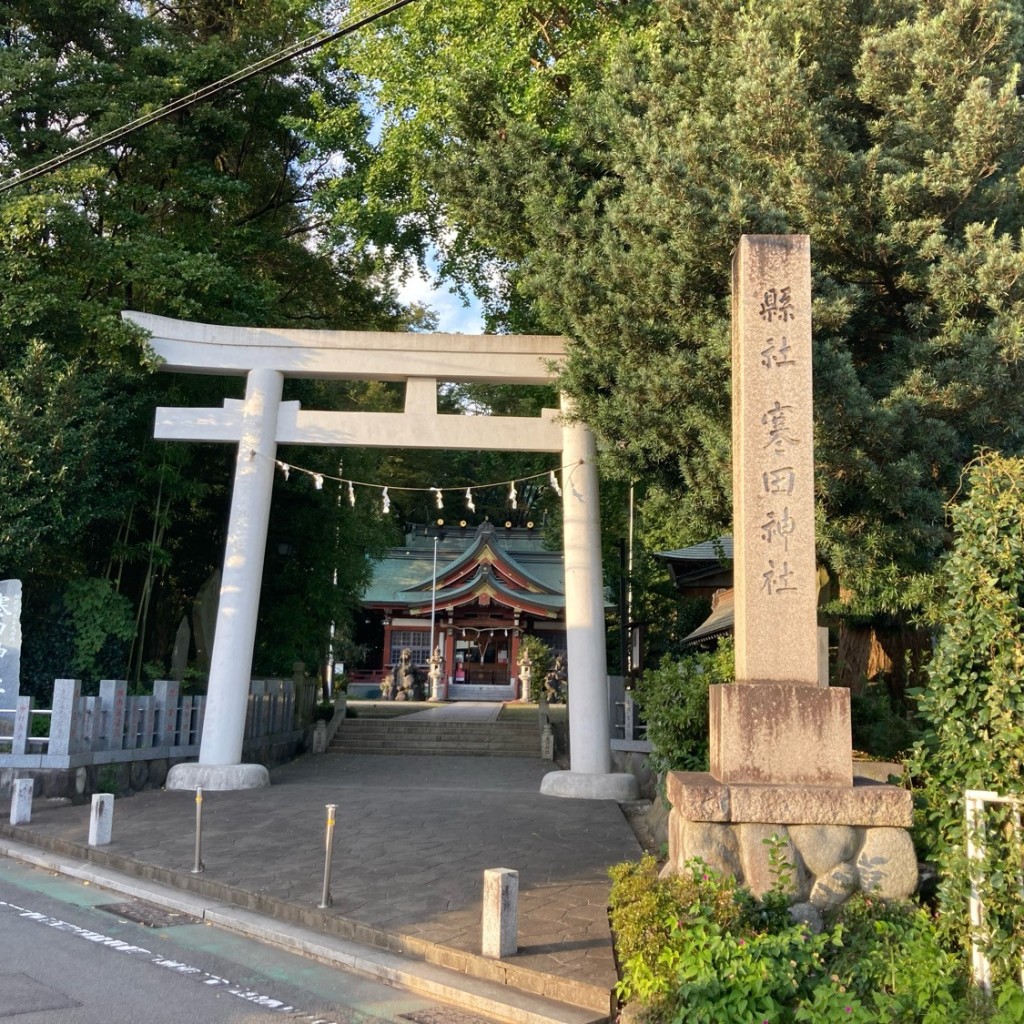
665, 237, 917, 912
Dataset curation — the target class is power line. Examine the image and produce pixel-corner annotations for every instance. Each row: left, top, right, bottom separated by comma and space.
0, 0, 418, 196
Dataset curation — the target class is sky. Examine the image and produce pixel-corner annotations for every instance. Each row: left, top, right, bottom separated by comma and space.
396, 264, 484, 333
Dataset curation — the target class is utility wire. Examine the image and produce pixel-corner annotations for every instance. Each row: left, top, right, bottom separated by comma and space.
0, 0, 418, 196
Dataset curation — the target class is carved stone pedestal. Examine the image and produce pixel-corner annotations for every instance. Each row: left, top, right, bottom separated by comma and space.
664, 770, 917, 904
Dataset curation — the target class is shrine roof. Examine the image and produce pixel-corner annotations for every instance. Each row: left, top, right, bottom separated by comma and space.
655, 536, 733, 591
361, 523, 564, 607
681, 588, 735, 646
403, 565, 565, 616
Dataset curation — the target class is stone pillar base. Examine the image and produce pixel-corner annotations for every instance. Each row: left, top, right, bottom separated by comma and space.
540, 770, 639, 801
710, 683, 853, 786
663, 771, 917, 903
165, 763, 270, 791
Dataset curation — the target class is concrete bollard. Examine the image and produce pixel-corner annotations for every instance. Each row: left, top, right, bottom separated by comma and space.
312, 720, 327, 754
89, 793, 114, 846
540, 723, 555, 760
10, 778, 34, 825
482, 867, 519, 958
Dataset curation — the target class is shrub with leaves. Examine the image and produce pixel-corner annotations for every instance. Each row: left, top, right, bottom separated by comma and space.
517, 634, 552, 702
908, 452, 1024, 979
609, 855, 1020, 1023
611, 855, 845, 1022
632, 639, 734, 775
609, 854, 749, 979
64, 578, 135, 685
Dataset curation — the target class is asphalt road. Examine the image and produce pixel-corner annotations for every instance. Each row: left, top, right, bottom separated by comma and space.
0, 856, 458, 1024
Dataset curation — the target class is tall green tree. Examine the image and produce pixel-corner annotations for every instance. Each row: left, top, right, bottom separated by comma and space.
0, 0, 418, 689
342, 0, 1024, 615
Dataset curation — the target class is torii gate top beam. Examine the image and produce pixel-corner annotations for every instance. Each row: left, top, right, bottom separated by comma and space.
123, 311, 565, 385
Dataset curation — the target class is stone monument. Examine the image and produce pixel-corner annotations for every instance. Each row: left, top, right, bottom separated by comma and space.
0, 580, 23, 708
664, 236, 916, 908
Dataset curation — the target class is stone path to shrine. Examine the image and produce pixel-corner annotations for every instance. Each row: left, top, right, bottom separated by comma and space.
402, 701, 503, 722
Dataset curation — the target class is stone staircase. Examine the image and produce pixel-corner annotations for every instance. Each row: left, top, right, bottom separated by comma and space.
329, 718, 544, 758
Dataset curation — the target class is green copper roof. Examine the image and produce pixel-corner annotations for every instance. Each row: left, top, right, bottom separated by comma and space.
362, 523, 565, 606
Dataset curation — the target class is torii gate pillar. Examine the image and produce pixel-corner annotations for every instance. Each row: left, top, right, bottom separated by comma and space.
540, 400, 639, 799
168, 367, 283, 790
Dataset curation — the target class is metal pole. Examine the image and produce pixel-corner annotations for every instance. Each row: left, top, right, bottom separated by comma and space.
429, 535, 439, 663
192, 787, 205, 873
627, 482, 635, 673
319, 803, 337, 909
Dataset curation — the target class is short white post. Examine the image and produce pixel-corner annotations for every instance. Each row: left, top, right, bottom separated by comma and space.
541, 723, 555, 761
10, 778, 34, 825
482, 867, 518, 958
312, 720, 327, 754
89, 793, 115, 847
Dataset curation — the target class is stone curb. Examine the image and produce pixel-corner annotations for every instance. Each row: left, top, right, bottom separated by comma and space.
0, 824, 612, 1022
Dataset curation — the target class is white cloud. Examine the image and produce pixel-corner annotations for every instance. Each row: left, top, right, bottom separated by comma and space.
397, 263, 484, 334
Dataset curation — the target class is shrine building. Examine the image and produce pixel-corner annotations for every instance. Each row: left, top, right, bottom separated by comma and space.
353, 521, 568, 700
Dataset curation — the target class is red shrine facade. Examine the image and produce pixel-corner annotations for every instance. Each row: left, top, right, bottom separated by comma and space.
353, 522, 567, 699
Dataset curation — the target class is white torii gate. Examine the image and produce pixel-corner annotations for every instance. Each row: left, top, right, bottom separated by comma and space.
126, 311, 638, 800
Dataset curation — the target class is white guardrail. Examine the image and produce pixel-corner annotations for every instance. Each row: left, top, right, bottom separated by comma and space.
965, 789, 1024, 994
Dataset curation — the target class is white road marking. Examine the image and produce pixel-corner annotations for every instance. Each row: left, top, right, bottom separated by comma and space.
0, 896, 341, 1022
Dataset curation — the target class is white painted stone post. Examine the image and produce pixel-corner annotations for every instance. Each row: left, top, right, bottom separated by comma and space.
10, 778, 34, 825
541, 723, 555, 761
312, 720, 327, 754
89, 793, 114, 846
540, 397, 639, 801
482, 867, 518, 958
166, 368, 282, 791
